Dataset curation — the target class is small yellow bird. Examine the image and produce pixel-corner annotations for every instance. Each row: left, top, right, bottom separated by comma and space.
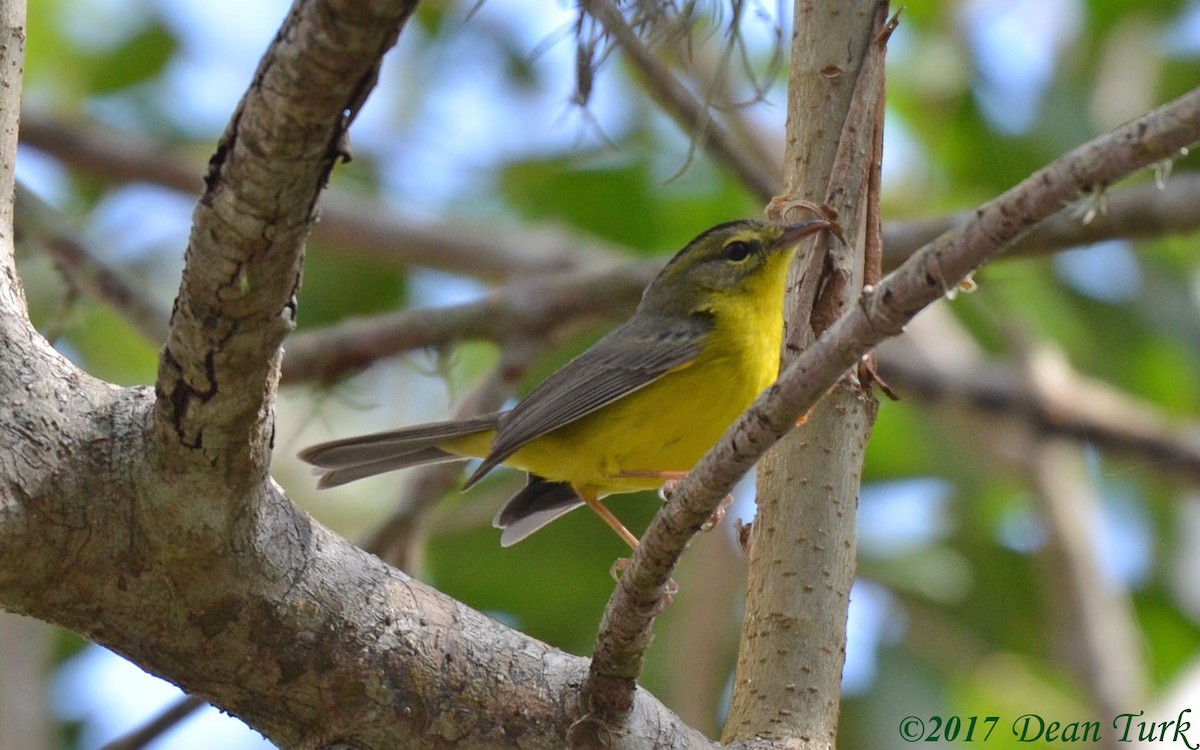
299, 219, 830, 548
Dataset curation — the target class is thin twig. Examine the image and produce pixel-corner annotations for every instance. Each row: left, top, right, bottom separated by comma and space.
19, 114, 621, 281
582, 84, 1200, 730
281, 262, 654, 384
879, 346, 1200, 480
97, 695, 207, 750
15, 182, 171, 343
583, 0, 780, 202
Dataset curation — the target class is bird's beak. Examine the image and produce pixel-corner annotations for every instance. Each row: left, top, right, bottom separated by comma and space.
772, 219, 833, 251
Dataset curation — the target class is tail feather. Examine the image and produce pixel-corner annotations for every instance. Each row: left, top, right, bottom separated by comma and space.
299, 413, 500, 485
314, 448, 466, 488
493, 475, 584, 547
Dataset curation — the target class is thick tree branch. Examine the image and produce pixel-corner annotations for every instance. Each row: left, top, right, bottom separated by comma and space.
0, 387, 709, 748
1, 0, 715, 746
151, 0, 417, 478
583, 83, 1200, 741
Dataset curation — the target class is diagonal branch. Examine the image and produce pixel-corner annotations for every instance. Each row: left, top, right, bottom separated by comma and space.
97, 695, 207, 750
582, 0, 780, 202
583, 84, 1200, 731
883, 173, 1200, 269
15, 181, 171, 343
151, 0, 418, 476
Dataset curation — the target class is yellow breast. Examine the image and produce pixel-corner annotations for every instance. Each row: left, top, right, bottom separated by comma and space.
442, 250, 791, 498
504, 308, 782, 497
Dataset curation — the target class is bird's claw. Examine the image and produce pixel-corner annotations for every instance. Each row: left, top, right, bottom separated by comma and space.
700, 494, 734, 532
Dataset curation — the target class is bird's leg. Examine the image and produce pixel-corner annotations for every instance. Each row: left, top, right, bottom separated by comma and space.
614, 469, 686, 500
615, 469, 732, 533
578, 492, 640, 550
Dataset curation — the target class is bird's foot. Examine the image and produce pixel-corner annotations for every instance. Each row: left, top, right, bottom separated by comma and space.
700, 494, 734, 532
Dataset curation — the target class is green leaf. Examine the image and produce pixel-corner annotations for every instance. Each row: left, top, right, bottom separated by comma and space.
87, 22, 177, 94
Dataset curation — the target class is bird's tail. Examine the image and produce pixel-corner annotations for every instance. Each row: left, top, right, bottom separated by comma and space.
493, 475, 584, 547
298, 414, 501, 488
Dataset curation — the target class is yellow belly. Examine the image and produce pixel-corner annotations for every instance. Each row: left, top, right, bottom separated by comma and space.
442, 322, 779, 498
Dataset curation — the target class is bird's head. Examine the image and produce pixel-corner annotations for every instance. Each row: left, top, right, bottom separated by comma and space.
640, 219, 830, 317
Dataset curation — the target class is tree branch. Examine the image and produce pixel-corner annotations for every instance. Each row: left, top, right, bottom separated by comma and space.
583, 0, 780, 202
1, 0, 710, 746
151, 0, 417, 478
18, 113, 622, 281
15, 181, 171, 343
281, 261, 654, 383
878, 344, 1200, 481
31, 169, 1200, 482
0, 401, 710, 748
883, 173, 1200, 269
725, 4, 889, 746
98, 695, 207, 750
583, 82, 1200, 741
23, 110, 1200, 286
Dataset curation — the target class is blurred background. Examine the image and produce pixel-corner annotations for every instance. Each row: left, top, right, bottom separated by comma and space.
7, 0, 1200, 747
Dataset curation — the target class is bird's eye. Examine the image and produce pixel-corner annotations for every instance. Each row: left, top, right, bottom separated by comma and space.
723, 241, 753, 262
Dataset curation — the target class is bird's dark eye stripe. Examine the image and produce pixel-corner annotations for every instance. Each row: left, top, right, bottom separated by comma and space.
723, 241, 754, 261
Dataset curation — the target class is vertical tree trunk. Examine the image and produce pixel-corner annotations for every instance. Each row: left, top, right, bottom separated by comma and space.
724, 1, 884, 746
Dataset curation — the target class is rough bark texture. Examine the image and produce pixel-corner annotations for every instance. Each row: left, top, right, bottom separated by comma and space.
0, 352, 705, 750
5, 0, 1200, 744
723, 1, 885, 746
726, 387, 875, 746
0, 1, 710, 747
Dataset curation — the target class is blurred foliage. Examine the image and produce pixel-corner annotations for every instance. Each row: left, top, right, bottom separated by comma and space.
12, 0, 1200, 748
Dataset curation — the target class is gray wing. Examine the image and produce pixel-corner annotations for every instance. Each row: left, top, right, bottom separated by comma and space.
464, 312, 712, 487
